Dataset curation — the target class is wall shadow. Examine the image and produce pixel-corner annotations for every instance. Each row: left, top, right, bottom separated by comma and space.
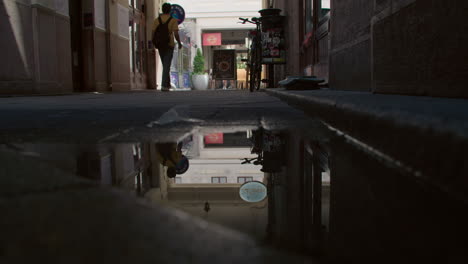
0, 0, 32, 93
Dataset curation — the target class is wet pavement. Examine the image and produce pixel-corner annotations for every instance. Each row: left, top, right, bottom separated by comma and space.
2, 90, 468, 263
0, 90, 323, 263
0, 90, 316, 143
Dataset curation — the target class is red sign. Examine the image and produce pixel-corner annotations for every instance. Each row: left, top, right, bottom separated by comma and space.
203, 33, 222, 46
204, 133, 224, 144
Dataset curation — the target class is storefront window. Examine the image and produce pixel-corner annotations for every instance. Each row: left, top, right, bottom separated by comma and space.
182, 47, 190, 72
128, 4, 145, 74
320, 0, 330, 18
171, 48, 179, 72
134, 22, 141, 72
129, 19, 134, 72
136, 0, 142, 10
166, 28, 192, 88
305, 0, 330, 33
237, 52, 247, 70
129, 0, 143, 10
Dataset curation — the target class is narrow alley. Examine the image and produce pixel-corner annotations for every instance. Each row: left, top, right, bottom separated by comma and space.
1, 0, 468, 263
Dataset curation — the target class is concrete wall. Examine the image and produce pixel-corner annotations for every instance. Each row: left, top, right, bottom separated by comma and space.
94, 29, 108, 91
146, 0, 159, 89
329, 0, 373, 91
371, 0, 468, 97
81, 0, 131, 92
0, 0, 34, 92
275, 1, 302, 77
109, 32, 131, 91
328, 0, 468, 97
108, 0, 124, 91
328, 136, 468, 263
0, 0, 72, 94
80, 0, 159, 92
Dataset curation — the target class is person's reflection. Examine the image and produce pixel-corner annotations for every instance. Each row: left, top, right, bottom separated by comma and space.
156, 142, 189, 178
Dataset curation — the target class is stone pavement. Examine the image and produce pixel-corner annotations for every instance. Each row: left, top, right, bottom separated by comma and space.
0, 90, 318, 263
0, 90, 311, 143
0, 148, 316, 263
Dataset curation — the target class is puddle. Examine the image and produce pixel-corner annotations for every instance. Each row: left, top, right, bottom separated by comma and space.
1, 124, 323, 243
3, 94, 460, 263
0, 93, 334, 263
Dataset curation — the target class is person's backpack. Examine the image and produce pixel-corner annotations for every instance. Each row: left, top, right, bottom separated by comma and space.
152, 16, 172, 50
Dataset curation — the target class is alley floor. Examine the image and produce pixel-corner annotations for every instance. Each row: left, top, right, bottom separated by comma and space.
0, 90, 311, 143
0, 90, 319, 263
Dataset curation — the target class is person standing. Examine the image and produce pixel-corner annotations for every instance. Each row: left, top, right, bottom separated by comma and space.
152, 3, 182, 91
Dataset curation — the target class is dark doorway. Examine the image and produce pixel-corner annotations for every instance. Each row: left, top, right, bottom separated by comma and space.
69, 1, 84, 92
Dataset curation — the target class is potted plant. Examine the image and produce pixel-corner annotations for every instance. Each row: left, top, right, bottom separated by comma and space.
191, 48, 209, 90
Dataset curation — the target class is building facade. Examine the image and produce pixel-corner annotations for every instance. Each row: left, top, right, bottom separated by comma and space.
1, 0, 73, 94
1, 0, 169, 95
70, 0, 162, 92
262, 0, 468, 262
267, 0, 468, 97
171, 0, 261, 89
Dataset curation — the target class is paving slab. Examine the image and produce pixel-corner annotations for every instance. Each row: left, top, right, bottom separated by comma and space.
0, 186, 315, 264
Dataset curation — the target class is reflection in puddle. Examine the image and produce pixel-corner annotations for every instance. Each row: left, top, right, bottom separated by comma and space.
4, 115, 458, 262
151, 129, 287, 240
3, 108, 467, 262
2, 117, 338, 263
1, 126, 296, 243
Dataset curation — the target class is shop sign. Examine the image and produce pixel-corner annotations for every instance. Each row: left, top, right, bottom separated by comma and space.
203, 33, 222, 46
239, 181, 267, 203
262, 27, 286, 64
204, 133, 224, 144
171, 4, 185, 25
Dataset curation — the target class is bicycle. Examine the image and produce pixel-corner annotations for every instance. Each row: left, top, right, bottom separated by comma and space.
241, 128, 285, 173
239, 17, 263, 92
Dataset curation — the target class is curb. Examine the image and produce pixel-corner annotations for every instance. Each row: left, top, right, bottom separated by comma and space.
266, 88, 468, 204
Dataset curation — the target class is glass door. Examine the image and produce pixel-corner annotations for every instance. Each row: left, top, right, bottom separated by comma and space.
129, 0, 147, 89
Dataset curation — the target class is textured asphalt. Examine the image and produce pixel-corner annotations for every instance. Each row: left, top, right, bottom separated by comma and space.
0, 90, 313, 143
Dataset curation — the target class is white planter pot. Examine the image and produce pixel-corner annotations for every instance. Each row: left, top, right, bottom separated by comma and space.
192, 74, 209, 90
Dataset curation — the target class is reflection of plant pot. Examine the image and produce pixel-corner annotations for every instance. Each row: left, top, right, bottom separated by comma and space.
192, 74, 209, 90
